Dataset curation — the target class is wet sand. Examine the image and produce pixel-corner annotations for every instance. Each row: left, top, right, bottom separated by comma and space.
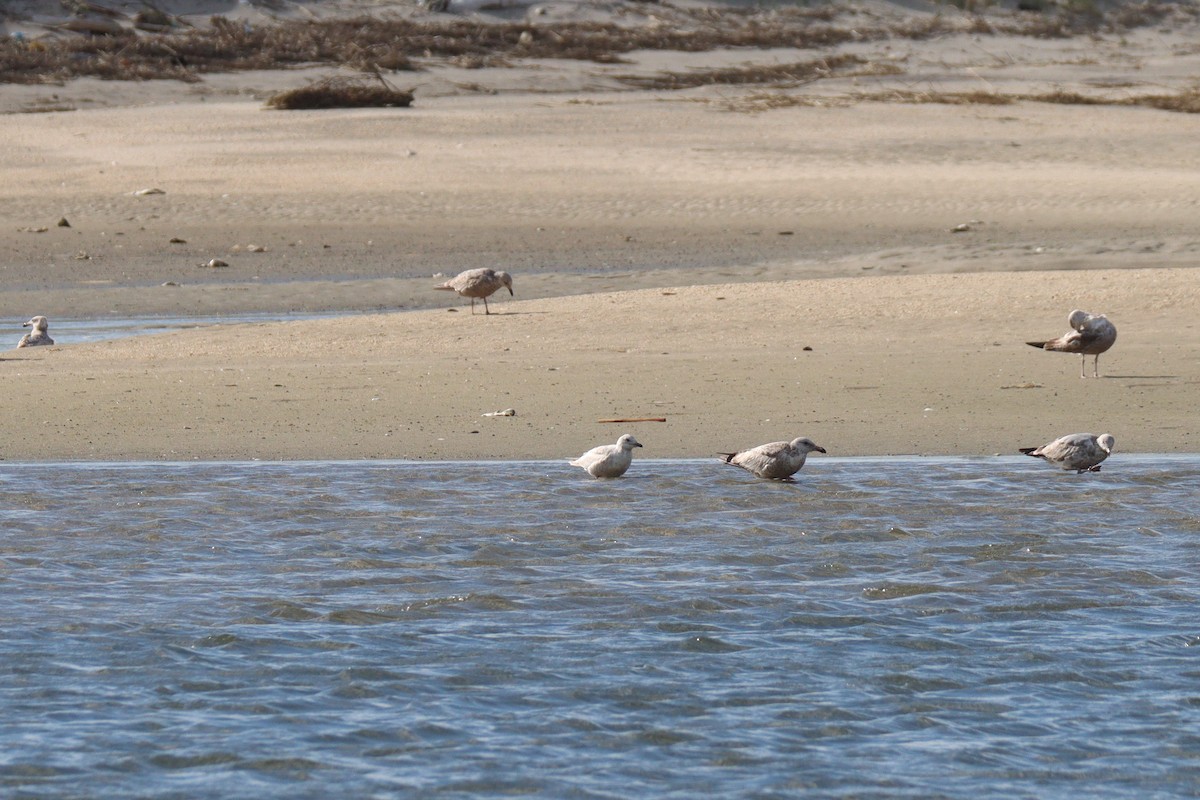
1, 267, 1195, 461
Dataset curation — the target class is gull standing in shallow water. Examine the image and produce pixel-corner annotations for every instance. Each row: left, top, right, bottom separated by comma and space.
718, 437, 826, 481
1027, 309, 1116, 378
1020, 433, 1115, 473
18, 316, 54, 347
434, 268, 513, 315
570, 434, 642, 478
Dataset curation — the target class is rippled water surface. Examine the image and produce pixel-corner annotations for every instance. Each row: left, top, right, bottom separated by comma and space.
3, 457, 1199, 798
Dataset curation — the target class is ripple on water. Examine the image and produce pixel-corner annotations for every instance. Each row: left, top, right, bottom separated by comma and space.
1, 457, 1200, 798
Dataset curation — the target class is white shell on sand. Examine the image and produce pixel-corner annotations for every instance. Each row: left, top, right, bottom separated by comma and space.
1020, 432, 1115, 473
570, 434, 642, 478
718, 437, 826, 481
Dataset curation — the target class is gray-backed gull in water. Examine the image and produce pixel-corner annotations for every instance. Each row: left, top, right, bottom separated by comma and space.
1020, 432, 1115, 473
718, 437, 826, 481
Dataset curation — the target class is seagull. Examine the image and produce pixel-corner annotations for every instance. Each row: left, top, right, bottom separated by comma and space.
1020, 433, 1115, 473
434, 268, 513, 315
1027, 309, 1116, 378
570, 434, 642, 478
718, 437, 826, 481
18, 316, 54, 347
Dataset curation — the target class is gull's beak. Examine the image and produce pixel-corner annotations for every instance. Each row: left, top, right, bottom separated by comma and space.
816, 446, 827, 454
508, 286, 514, 295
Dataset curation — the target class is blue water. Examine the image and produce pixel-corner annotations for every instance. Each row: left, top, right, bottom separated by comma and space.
2, 457, 1199, 798
36, 313, 341, 346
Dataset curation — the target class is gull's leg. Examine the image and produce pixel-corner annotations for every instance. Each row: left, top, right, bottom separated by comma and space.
1080, 356, 1086, 379
483, 296, 491, 315
1093, 354, 1100, 378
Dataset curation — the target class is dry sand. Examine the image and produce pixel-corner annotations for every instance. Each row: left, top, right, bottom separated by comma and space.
1, 1, 1198, 461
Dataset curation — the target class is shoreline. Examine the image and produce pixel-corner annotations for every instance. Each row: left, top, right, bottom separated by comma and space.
8, 453, 1192, 464
1, 269, 1195, 462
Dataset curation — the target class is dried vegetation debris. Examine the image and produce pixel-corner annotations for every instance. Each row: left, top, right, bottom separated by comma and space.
2, 0, 1199, 114
264, 74, 414, 109
616, 53, 894, 91
0, 0, 1193, 85
863, 86, 1200, 113
723, 85, 1200, 114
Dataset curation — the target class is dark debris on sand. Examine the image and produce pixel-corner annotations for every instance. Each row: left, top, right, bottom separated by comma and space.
0, 0, 1190, 85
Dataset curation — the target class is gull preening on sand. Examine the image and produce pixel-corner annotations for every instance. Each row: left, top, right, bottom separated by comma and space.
570, 434, 642, 478
1020, 432, 1115, 473
718, 437, 826, 481
434, 268, 513, 315
1027, 309, 1116, 378
18, 316, 54, 348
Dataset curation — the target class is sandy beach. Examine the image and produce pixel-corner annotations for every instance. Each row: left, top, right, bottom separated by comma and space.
1, 0, 1197, 461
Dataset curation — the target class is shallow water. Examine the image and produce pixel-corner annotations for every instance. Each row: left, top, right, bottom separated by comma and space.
38, 313, 341, 346
2, 457, 1199, 798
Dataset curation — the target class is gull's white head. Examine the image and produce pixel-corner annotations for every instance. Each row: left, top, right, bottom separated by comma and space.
497, 271, 514, 295
791, 437, 827, 455
1097, 434, 1115, 454
617, 434, 643, 451
1067, 309, 1090, 328
23, 316, 49, 332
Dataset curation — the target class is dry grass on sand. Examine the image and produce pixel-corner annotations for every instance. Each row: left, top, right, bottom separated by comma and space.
264, 74, 414, 110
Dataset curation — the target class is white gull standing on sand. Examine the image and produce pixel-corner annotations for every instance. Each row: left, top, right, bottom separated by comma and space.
1020, 432, 1115, 473
18, 316, 54, 348
570, 434, 642, 478
434, 268, 514, 315
1027, 309, 1116, 378
718, 437, 826, 481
